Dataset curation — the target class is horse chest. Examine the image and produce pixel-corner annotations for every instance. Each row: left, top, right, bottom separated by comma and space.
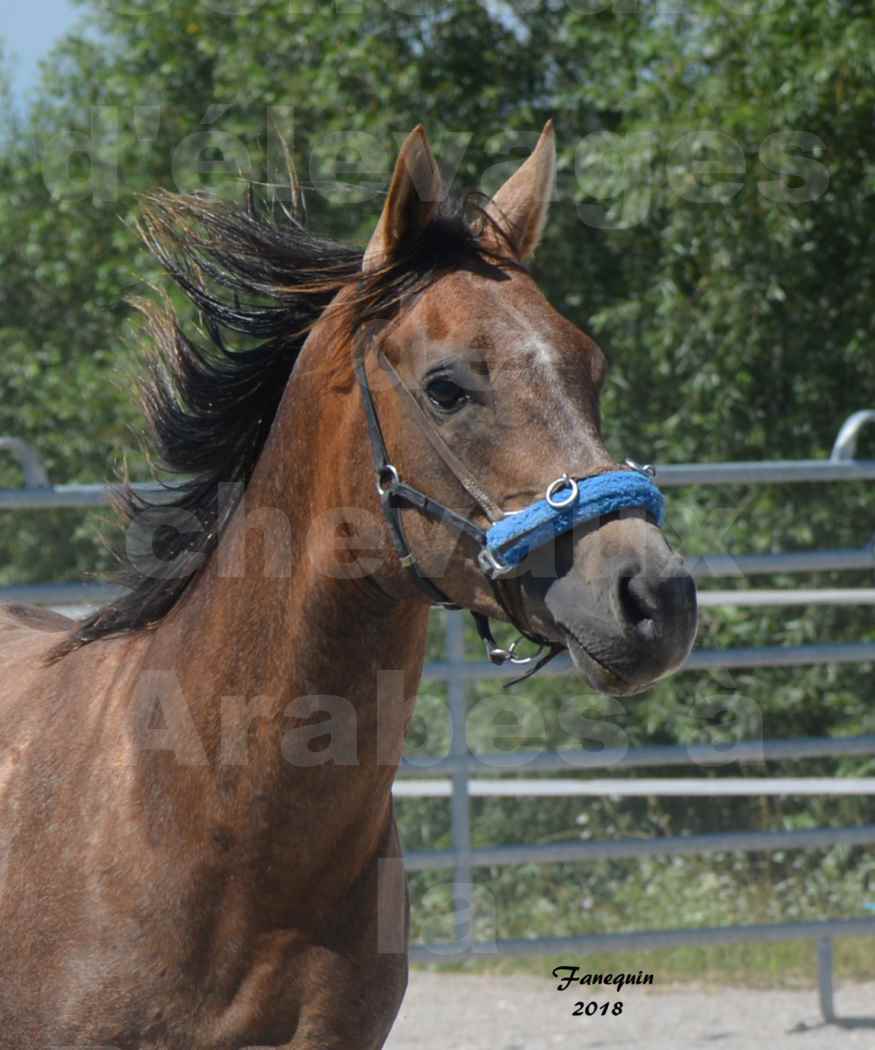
160, 931, 405, 1050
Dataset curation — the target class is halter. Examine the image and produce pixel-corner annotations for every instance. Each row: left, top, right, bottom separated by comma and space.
354, 340, 665, 684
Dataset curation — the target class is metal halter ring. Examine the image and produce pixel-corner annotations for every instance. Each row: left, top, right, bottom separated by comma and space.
625, 459, 656, 480
484, 636, 546, 668
545, 474, 579, 510
377, 464, 400, 496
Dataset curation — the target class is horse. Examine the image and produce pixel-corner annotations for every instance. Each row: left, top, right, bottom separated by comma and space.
0, 123, 697, 1048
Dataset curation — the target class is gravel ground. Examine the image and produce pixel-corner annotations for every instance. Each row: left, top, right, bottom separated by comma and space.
385, 972, 875, 1049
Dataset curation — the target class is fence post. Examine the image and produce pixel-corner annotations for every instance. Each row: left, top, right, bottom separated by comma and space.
817, 935, 836, 1023
447, 611, 473, 953
0, 437, 50, 489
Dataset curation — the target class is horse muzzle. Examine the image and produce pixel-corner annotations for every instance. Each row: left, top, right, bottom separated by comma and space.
540, 519, 699, 696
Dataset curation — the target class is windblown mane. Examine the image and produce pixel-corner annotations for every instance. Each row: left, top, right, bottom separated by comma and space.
53, 180, 510, 658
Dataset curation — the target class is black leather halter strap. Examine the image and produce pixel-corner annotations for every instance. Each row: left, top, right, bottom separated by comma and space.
375, 354, 507, 524
353, 341, 565, 684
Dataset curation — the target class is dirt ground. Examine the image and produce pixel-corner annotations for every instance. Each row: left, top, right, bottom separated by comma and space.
385, 972, 875, 1049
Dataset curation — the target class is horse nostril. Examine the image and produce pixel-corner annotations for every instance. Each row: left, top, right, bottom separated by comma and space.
617, 570, 697, 642
617, 573, 658, 640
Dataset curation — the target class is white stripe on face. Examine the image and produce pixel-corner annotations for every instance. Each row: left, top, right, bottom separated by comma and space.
488, 289, 605, 459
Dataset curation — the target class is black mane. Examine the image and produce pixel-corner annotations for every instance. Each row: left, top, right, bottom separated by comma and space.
54, 181, 508, 658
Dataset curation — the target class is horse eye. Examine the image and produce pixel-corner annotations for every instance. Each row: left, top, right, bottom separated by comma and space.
425, 377, 469, 412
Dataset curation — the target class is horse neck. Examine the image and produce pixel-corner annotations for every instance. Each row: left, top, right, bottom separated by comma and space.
138, 331, 431, 794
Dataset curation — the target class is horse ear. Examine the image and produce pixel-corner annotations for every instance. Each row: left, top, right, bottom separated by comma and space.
484, 120, 556, 261
363, 126, 443, 272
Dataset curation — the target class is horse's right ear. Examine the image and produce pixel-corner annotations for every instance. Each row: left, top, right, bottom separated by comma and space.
483, 120, 556, 261
363, 126, 443, 273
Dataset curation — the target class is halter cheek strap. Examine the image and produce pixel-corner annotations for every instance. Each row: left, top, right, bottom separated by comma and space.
354, 341, 666, 685
375, 352, 506, 523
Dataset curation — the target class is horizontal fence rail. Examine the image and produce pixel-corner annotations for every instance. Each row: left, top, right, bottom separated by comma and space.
398, 731, 875, 775
420, 642, 875, 677
403, 823, 875, 872
657, 460, 875, 485
689, 547, 875, 576
408, 917, 875, 963
394, 777, 875, 798
697, 588, 875, 606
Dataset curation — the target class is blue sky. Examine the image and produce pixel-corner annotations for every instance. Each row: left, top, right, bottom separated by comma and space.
0, 0, 80, 100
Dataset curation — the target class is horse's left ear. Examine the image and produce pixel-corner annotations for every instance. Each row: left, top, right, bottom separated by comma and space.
363, 125, 444, 272
485, 120, 557, 261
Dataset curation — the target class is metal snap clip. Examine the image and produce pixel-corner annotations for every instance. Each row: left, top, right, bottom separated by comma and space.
477, 547, 514, 579
624, 459, 656, 480
484, 636, 546, 668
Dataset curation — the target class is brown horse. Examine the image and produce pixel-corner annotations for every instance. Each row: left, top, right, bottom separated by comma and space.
0, 124, 696, 1048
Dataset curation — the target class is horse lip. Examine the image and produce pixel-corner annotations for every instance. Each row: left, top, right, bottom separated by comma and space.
556, 620, 634, 693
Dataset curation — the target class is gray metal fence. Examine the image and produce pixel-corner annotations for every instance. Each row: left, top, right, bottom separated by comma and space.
2, 410, 875, 1022
398, 616, 875, 1024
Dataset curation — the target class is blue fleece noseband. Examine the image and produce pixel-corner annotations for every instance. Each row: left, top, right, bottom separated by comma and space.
478, 470, 665, 578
